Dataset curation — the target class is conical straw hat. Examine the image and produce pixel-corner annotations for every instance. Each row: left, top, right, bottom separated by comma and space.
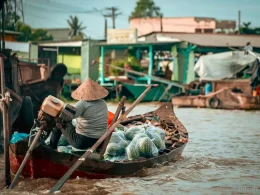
71, 78, 108, 101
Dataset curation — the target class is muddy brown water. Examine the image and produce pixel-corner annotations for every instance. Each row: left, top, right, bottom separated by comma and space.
0, 103, 260, 195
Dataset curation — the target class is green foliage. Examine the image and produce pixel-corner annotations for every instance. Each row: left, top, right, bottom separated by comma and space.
15, 21, 53, 42
110, 60, 125, 76
110, 56, 143, 76
0, 0, 21, 31
32, 29, 53, 41
129, 0, 163, 20
67, 15, 86, 39
239, 22, 260, 35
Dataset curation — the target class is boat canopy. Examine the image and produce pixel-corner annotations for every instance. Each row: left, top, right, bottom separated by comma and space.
194, 51, 260, 80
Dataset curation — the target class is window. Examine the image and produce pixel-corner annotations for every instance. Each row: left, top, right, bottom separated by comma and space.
195, 28, 202, 33
204, 29, 214, 33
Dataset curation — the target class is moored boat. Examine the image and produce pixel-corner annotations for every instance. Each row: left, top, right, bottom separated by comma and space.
9, 103, 188, 179
172, 51, 260, 110
172, 80, 260, 110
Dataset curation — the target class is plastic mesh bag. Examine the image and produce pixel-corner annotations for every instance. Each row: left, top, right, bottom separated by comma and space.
115, 124, 128, 132
153, 126, 166, 141
145, 129, 165, 150
125, 125, 144, 140
104, 154, 127, 162
109, 131, 128, 148
126, 132, 158, 160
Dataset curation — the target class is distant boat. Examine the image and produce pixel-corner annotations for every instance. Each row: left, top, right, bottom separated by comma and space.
172, 51, 260, 110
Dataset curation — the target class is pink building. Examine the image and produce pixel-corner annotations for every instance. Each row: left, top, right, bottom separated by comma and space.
130, 17, 236, 36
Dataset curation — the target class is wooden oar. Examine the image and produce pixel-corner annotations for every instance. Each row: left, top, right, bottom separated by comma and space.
9, 127, 44, 189
49, 84, 157, 194
99, 96, 126, 159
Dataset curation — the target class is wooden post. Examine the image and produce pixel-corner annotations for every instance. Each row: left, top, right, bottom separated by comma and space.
148, 45, 154, 85
0, 56, 11, 187
99, 96, 126, 159
100, 46, 105, 85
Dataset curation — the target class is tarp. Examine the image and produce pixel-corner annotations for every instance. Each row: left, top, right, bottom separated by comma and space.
194, 51, 260, 80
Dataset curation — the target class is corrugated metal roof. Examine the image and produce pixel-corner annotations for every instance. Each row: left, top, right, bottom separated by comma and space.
38, 40, 82, 47
140, 32, 260, 48
0, 30, 21, 35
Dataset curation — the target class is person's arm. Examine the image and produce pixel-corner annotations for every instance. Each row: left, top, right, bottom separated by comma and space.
73, 101, 86, 118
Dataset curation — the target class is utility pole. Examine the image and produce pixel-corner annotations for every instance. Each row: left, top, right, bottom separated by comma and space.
2, 0, 5, 49
103, 7, 121, 29
238, 10, 241, 34
14, 0, 17, 24
21, 0, 24, 23
104, 18, 107, 39
160, 15, 163, 32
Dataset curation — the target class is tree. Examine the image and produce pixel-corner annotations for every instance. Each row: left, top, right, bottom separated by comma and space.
32, 29, 53, 41
15, 21, 53, 42
129, 0, 163, 20
67, 15, 86, 40
239, 22, 260, 35
0, 0, 23, 31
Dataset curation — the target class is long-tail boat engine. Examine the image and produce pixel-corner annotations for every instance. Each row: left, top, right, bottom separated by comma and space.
33, 96, 77, 140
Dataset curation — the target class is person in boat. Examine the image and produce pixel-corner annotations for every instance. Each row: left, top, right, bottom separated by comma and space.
155, 67, 165, 78
244, 42, 253, 55
49, 78, 109, 150
165, 65, 172, 80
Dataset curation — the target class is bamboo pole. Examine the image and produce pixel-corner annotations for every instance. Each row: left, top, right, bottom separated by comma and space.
0, 56, 11, 187
49, 84, 157, 194
99, 96, 126, 159
106, 64, 184, 89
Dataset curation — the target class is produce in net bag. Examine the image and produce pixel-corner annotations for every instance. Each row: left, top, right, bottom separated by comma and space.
126, 132, 158, 160
125, 133, 147, 160
145, 125, 166, 150
145, 129, 165, 150
115, 124, 128, 132
125, 126, 144, 140
138, 137, 158, 158
109, 131, 128, 147
153, 127, 166, 141
104, 143, 125, 158
104, 155, 127, 162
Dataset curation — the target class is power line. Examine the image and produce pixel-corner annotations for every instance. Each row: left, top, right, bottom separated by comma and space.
25, 0, 97, 14
103, 7, 122, 29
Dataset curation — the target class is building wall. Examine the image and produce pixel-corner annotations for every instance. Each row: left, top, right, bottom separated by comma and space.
177, 51, 186, 83
29, 43, 38, 59
57, 54, 81, 74
130, 17, 217, 36
0, 33, 18, 42
81, 40, 100, 82
187, 50, 195, 84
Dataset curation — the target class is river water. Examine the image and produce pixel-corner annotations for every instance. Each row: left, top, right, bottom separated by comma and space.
0, 103, 260, 195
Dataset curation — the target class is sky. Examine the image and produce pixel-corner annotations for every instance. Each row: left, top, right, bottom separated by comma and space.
23, 0, 260, 39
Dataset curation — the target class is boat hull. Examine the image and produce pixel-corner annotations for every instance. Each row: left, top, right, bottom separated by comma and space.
9, 103, 188, 179
9, 141, 186, 179
172, 88, 260, 110
123, 83, 180, 102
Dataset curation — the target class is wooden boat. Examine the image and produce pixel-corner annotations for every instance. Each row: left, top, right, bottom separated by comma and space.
9, 103, 188, 179
172, 80, 260, 110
